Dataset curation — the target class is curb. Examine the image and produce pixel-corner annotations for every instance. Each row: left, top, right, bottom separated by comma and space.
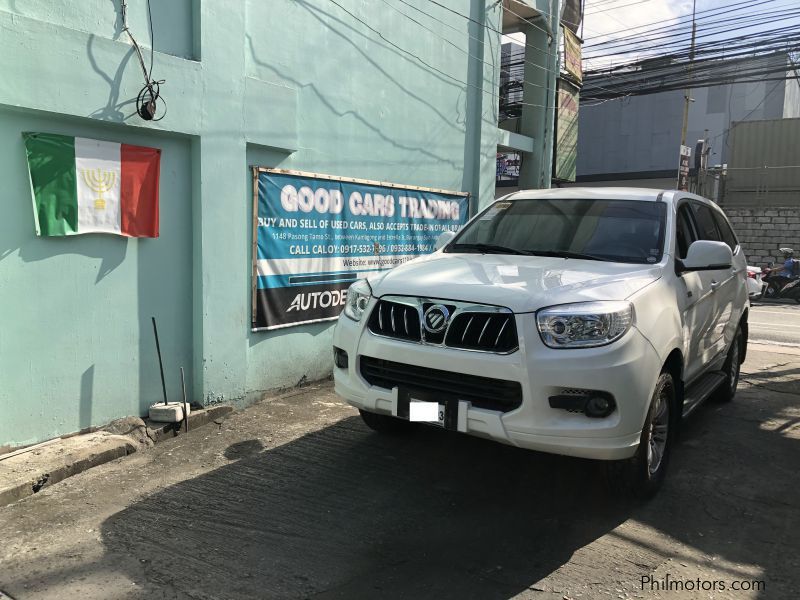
0, 405, 233, 508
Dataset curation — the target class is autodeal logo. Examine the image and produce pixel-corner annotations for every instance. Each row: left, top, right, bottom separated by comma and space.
287, 289, 347, 312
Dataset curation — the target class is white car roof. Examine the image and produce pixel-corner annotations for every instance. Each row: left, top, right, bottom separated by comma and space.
503, 187, 711, 205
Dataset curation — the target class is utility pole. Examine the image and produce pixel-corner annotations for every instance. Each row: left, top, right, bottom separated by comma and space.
679, 0, 697, 150
677, 0, 697, 190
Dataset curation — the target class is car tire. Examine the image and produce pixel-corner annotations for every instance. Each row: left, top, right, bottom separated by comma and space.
714, 327, 742, 403
764, 283, 778, 298
606, 371, 676, 499
359, 409, 417, 434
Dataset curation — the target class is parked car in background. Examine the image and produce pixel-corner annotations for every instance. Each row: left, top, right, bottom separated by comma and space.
333, 189, 749, 497
746, 266, 763, 300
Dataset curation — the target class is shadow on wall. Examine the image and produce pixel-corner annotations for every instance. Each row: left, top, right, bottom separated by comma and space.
79, 365, 95, 431
246, 0, 472, 172
86, 34, 139, 123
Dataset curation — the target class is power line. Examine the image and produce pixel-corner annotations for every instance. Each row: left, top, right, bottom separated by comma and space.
322, 0, 555, 110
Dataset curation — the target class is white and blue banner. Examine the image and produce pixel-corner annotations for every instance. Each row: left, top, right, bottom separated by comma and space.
252, 169, 469, 330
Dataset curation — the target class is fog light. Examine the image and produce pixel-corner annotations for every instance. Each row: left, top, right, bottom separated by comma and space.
333, 347, 348, 369
584, 394, 616, 418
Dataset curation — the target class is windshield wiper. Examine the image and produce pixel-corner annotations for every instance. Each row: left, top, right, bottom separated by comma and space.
526, 250, 608, 262
449, 243, 531, 256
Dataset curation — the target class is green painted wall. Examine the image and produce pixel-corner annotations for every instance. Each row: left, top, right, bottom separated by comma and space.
0, 0, 554, 447
0, 109, 193, 447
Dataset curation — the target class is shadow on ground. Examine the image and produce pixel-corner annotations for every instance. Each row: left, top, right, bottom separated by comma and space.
98, 376, 799, 599
100, 419, 635, 599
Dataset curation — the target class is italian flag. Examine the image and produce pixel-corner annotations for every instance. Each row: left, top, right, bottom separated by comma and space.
23, 132, 161, 237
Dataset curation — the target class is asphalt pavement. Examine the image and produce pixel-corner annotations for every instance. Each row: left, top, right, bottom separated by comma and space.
749, 301, 800, 346
1, 342, 799, 600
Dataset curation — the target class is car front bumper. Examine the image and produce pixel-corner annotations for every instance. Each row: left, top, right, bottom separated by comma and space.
333, 305, 662, 461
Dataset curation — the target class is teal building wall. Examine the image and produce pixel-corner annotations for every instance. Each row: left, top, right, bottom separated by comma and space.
0, 0, 557, 447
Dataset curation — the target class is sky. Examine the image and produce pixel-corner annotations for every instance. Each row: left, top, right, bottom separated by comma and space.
504, 0, 799, 70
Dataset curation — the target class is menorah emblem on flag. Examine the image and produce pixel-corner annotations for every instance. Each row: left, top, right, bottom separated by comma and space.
82, 168, 117, 210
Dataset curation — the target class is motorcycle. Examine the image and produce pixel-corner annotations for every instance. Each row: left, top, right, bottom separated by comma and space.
762, 254, 800, 302
772, 276, 800, 304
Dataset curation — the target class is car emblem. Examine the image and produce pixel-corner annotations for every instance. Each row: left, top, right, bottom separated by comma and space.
423, 304, 450, 334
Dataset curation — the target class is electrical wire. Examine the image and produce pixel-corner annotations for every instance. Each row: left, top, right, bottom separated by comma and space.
585, 0, 789, 48
323, 0, 554, 110
581, 15, 800, 102
120, 0, 166, 121
389, 0, 561, 78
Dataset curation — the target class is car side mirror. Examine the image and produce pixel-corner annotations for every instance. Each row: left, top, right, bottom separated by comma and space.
434, 230, 457, 251
678, 240, 733, 273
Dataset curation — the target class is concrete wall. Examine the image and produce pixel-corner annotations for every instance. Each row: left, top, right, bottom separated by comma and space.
725, 208, 800, 267
0, 0, 523, 447
0, 109, 193, 447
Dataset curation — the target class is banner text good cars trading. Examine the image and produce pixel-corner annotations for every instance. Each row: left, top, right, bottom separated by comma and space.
252, 169, 469, 330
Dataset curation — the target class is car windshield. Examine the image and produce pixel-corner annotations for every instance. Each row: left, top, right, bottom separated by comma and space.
447, 198, 667, 264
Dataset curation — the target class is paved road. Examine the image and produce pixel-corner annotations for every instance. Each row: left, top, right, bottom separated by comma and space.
749, 301, 800, 346
1, 348, 799, 600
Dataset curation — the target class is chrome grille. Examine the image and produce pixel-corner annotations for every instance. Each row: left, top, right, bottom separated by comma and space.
368, 299, 421, 342
366, 296, 518, 354
445, 313, 517, 353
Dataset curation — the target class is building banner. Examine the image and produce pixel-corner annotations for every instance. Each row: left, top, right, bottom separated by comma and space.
554, 79, 580, 182
252, 169, 469, 331
562, 27, 583, 84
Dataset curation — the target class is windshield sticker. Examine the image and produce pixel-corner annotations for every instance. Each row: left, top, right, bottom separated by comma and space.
479, 202, 511, 221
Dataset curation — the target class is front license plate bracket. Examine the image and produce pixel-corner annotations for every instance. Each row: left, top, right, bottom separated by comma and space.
397, 388, 457, 430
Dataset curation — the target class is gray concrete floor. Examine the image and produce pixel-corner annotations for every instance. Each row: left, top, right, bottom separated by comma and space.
0, 344, 798, 600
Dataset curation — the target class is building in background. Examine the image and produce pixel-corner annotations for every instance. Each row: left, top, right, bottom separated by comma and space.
572, 52, 800, 189
0, 0, 562, 449
497, 0, 583, 197
719, 117, 800, 267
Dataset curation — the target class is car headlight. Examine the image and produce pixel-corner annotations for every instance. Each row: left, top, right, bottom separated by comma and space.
343, 279, 372, 322
536, 301, 634, 349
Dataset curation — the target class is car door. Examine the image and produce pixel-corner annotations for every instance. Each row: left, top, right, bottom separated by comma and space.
675, 202, 712, 383
710, 208, 747, 351
690, 201, 732, 366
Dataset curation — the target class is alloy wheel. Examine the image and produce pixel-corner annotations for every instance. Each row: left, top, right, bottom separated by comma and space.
647, 387, 670, 476
729, 336, 740, 394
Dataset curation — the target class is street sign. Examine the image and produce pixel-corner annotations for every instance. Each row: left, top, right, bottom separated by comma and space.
677, 145, 691, 191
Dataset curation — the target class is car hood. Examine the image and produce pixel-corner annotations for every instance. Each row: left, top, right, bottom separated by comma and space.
368, 253, 662, 313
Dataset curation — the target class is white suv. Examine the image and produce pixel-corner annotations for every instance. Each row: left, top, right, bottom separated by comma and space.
332, 188, 749, 496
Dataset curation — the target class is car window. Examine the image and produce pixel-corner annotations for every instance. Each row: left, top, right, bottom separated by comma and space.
711, 210, 739, 253
691, 202, 721, 242
676, 204, 696, 259
448, 199, 667, 264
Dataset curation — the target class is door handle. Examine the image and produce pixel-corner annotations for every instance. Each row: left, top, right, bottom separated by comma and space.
711, 280, 720, 290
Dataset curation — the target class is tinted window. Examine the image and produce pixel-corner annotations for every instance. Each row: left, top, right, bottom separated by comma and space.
450, 199, 667, 264
676, 205, 696, 259
691, 203, 721, 242
711, 210, 739, 252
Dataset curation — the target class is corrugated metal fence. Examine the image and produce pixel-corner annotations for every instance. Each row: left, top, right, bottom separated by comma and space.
721, 118, 800, 207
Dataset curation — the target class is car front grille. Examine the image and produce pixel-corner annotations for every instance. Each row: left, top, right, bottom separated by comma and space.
368, 299, 422, 342
359, 356, 523, 413
367, 296, 519, 354
444, 312, 517, 353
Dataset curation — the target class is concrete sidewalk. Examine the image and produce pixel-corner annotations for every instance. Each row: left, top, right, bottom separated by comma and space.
0, 406, 232, 508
